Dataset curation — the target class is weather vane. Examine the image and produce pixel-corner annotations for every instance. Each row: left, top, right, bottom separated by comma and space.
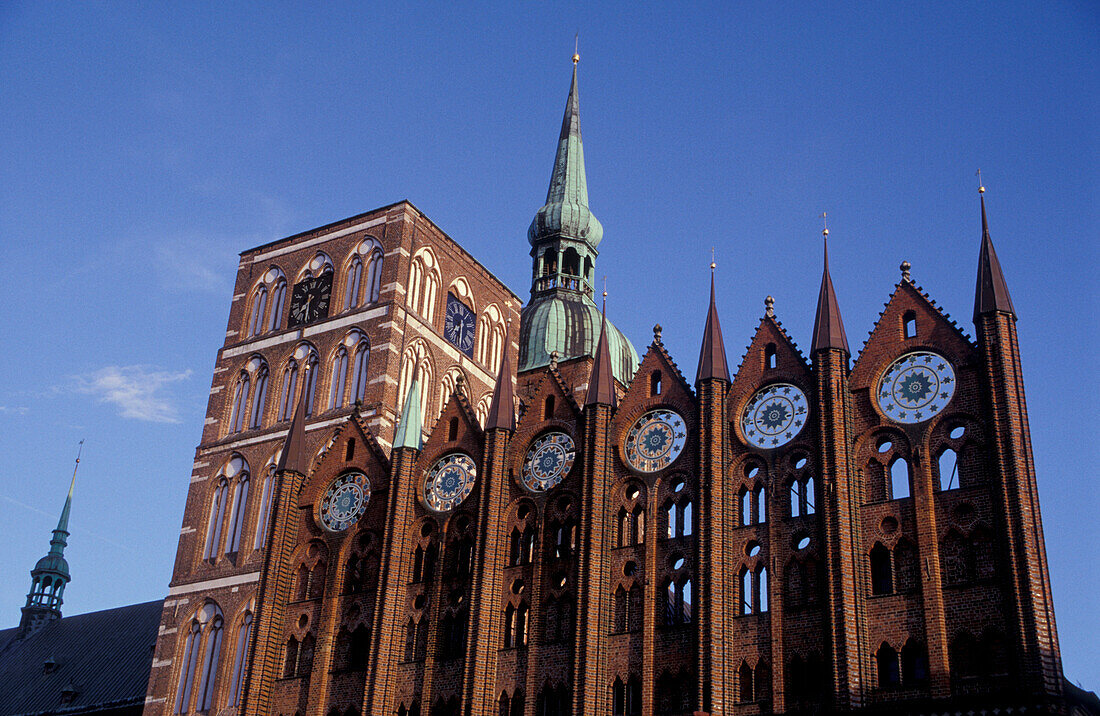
976, 168, 984, 194
710, 246, 716, 271
821, 211, 829, 238
573, 33, 579, 64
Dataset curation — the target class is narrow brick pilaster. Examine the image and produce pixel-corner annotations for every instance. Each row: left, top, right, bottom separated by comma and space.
976, 313, 1063, 704
366, 446, 419, 713
241, 467, 304, 716
463, 428, 512, 714
908, 439, 951, 697
573, 403, 612, 714
695, 378, 729, 714
814, 349, 864, 709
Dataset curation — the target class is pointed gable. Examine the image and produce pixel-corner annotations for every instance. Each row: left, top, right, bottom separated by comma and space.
516, 369, 582, 435
617, 336, 696, 416
300, 412, 391, 496
419, 388, 484, 462
851, 280, 977, 389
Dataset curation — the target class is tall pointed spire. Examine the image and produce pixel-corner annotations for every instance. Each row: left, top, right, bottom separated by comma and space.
276, 368, 309, 475
486, 322, 517, 431
393, 372, 424, 450
811, 217, 850, 354
527, 54, 604, 249
696, 262, 730, 382
585, 296, 617, 407
19, 441, 83, 638
973, 185, 1016, 321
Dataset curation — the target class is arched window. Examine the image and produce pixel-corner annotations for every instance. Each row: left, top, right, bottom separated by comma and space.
650, 371, 662, 396
438, 366, 466, 422
343, 256, 362, 311
268, 278, 287, 331
304, 350, 319, 417
901, 639, 928, 684
284, 636, 300, 677
247, 284, 267, 337
195, 615, 223, 711
249, 364, 268, 429
870, 543, 893, 595
890, 458, 910, 499
756, 485, 767, 524
765, 343, 777, 369
938, 448, 958, 491
758, 567, 768, 613
228, 611, 252, 706
903, 311, 917, 338
348, 625, 370, 669
407, 249, 440, 323
364, 248, 383, 304
277, 360, 299, 421
329, 347, 348, 410
227, 372, 250, 434
174, 620, 202, 713
203, 479, 229, 560
894, 539, 919, 593
739, 661, 754, 702
475, 304, 505, 372
544, 395, 555, 420
876, 643, 900, 688
739, 487, 751, 526
397, 341, 433, 426
351, 342, 370, 404
253, 460, 276, 551
225, 468, 250, 555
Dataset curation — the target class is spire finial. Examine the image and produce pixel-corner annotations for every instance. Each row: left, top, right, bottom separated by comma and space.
602, 275, 607, 311
977, 168, 984, 194
900, 261, 912, 283
764, 295, 775, 317
573, 33, 579, 65
653, 324, 663, 345
821, 211, 829, 238
710, 246, 716, 272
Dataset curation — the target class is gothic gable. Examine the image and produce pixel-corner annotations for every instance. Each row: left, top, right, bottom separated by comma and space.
729, 314, 811, 423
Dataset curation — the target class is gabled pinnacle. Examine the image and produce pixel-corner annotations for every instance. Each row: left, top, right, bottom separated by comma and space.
393, 373, 424, 451
811, 238, 850, 354
585, 302, 617, 407
276, 370, 309, 474
973, 192, 1016, 322
486, 324, 516, 431
696, 271, 730, 382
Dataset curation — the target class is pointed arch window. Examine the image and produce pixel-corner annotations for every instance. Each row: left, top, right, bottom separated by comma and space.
475, 304, 505, 372
938, 448, 959, 491
203, 479, 229, 560
247, 285, 267, 337
225, 470, 250, 555
890, 458, 910, 499
253, 463, 276, 551
304, 351, 319, 416
397, 341, 433, 425
343, 256, 363, 311
174, 620, 202, 713
364, 249, 383, 304
407, 249, 440, 323
870, 543, 893, 595
228, 611, 252, 706
268, 278, 287, 331
876, 643, 901, 688
277, 360, 299, 421
249, 365, 268, 428
351, 341, 370, 403
228, 372, 250, 434
329, 347, 349, 410
195, 615, 223, 711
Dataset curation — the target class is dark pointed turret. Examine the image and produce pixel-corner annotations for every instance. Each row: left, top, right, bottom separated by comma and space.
973, 189, 1016, 322
392, 372, 424, 451
486, 323, 517, 431
811, 230, 849, 354
696, 267, 730, 382
275, 369, 309, 474
19, 443, 82, 639
585, 301, 617, 407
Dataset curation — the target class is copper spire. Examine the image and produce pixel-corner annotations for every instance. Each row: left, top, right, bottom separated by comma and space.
696, 262, 730, 382
486, 321, 517, 431
811, 215, 850, 354
973, 184, 1016, 321
585, 296, 617, 407
276, 368, 309, 474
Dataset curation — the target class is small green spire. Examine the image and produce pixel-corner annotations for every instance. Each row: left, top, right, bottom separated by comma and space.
393, 374, 423, 450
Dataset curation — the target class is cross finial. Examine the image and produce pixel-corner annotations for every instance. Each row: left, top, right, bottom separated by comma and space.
573, 33, 580, 64
976, 168, 984, 194
765, 295, 775, 317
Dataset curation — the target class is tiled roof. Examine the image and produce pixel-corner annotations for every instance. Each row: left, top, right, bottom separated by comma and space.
0, 600, 162, 715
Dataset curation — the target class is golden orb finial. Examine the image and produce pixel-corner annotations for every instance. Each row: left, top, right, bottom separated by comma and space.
977, 168, 985, 194
821, 211, 829, 237
573, 33, 580, 65
710, 246, 716, 271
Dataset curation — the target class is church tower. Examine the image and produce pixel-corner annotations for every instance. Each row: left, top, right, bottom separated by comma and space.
19, 445, 81, 640
519, 53, 639, 387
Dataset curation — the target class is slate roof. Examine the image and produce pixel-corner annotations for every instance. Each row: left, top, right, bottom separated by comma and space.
0, 600, 162, 716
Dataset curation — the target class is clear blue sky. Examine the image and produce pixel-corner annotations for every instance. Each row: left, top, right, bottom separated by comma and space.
1, 0, 1096, 688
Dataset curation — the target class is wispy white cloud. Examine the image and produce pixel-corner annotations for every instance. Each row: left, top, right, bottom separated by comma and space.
73, 365, 192, 423
0, 406, 29, 415
153, 242, 232, 294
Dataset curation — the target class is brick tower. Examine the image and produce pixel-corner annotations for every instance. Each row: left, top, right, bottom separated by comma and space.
143, 59, 1071, 716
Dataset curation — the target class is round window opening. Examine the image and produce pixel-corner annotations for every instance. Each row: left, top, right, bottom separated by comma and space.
623, 560, 638, 577
672, 555, 686, 570
746, 541, 761, 557
796, 536, 811, 550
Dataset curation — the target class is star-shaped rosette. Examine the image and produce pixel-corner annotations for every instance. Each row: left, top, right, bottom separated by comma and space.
740, 383, 808, 449
424, 453, 477, 512
319, 472, 371, 533
521, 432, 576, 492
624, 409, 687, 473
877, 351, 956, 424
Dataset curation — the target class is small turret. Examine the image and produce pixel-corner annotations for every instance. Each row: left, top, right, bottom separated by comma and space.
275, 367, 309, 475
486, 323, 517, 431
585, 301, 617, 407
393, 372, 424, 451
19, 443, 83, 639
696, 265, 730, 382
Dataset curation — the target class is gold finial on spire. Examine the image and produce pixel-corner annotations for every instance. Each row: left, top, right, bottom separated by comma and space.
976, 168, 985, 194
573, 33, 580, 64
821, 211, 829, 238
710, 246, 716, 271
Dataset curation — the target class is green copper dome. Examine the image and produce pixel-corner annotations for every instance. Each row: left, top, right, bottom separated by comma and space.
519, 294, 639, 384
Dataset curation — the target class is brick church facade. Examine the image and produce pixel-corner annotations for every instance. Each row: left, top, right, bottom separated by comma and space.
143, 57, 1070, 716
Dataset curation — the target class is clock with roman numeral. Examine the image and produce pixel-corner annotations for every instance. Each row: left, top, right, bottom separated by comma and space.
288, 273, 333, 328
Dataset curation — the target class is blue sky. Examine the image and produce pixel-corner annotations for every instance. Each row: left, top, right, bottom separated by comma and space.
1, 0, 1096, 688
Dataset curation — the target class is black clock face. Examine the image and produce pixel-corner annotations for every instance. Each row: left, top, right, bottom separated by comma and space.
288, 274, 332, 328
444, 294, 476, 357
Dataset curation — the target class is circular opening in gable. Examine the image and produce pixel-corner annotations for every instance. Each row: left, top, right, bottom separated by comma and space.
746, 541, 761, 557
950, 425, 966, 440
623, 560, 638, 577
877, 438, 894, 454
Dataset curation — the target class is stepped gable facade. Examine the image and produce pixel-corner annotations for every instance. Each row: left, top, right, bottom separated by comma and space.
143, 59, 1078, 716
